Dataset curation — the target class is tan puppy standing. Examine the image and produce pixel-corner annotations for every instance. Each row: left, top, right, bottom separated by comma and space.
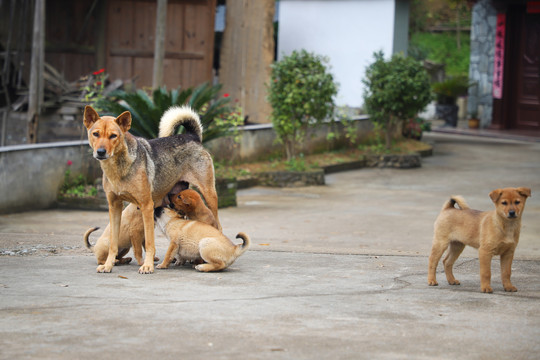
428, 187, 531, 293
169, 189, 219, 229
154, 207, 250, 272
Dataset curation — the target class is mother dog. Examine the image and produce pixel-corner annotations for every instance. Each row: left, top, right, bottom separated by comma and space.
83, 105, 220, 274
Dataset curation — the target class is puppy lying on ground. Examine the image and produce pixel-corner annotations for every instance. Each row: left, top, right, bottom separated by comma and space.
169, 189, 219, 229
154, 207, 250, 272
428, 187, 531, 293
84, 204, 157, 265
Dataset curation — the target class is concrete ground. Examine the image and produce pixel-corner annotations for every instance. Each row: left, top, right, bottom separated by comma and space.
1, 132, 539, 359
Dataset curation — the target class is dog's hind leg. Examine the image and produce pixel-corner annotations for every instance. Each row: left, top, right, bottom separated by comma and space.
443, 241, 465, 285
187, 158, 221, 230
428, 236, 449, 286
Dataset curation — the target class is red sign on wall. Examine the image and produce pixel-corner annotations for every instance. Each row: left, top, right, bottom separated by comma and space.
493, 13, 506, 99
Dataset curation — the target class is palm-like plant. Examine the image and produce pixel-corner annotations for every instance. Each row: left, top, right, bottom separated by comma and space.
95, 83, 238, 143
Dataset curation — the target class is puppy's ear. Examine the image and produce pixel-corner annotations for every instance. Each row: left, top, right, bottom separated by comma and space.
516, 187, 531, 198
489, 189, 502, 203
83, 106, 100, 129
115, 111, 132, 133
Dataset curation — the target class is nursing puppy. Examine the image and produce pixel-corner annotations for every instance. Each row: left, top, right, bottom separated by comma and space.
154, 207, 250, 272
169, 189, 219, 229
428, 187, 531, 293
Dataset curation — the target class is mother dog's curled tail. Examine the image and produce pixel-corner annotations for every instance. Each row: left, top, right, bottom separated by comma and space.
159, 106, 203, 141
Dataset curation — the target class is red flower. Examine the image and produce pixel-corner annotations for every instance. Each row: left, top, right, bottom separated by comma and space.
223, 93, 230, 98
67, 160, 73, 166
93, 68, 105, 75
96, 81, 102, 86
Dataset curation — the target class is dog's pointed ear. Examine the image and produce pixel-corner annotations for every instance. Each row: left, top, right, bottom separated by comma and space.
489, 189, 502, 203
83, 106, 100, 129
115, 111, 132, 132
516, 187, 531, 198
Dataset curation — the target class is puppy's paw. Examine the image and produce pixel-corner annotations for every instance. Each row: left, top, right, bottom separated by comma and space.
97, 264, 113, 273
428, 280, 438, 286
156, 262, 168, 269
448, 280, 460, 285
481, 285, 493, 293
504, 285, 517, 292
138, 264, 154, 274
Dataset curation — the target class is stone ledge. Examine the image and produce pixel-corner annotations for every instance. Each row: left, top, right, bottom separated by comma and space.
257, 170, 325, 188
365, 153, 422, 169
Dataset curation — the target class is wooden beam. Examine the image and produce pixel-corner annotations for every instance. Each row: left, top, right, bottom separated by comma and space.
152, 0, 168, 89
27, 0, 46, 144
110, 49, 203, 60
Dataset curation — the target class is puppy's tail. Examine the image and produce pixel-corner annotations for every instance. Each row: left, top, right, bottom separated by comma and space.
442, 196, 470, 211
234, 232, 251, 257
159, 105, 203, 142
84, 227, 100, 250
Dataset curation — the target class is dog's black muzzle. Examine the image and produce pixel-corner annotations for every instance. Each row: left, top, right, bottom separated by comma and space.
95, 148, 107, 160
508, 210, 517, 218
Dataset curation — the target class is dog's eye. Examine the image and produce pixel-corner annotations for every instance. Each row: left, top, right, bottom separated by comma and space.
109, 134, 117, 139
501, 201, 508, 205
515, 200, 520, 205
92, 132, 99, 137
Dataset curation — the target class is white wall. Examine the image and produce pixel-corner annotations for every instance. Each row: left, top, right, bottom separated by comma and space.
277, 0, 397, 109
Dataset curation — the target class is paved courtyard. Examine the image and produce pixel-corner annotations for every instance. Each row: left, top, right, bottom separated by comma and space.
1, 132, 539, 359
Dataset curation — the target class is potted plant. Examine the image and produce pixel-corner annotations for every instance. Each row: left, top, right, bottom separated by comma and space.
468, 112, 480, 129
432, 76, 471, 127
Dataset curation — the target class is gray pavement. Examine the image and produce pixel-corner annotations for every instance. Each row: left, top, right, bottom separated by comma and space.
1, 132, 540, 359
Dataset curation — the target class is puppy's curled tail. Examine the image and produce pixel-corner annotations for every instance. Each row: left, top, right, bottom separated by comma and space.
234, 232, 251, 257
159, 105, 203, 142
442, 196, 470, 211
84, 227, 100, 250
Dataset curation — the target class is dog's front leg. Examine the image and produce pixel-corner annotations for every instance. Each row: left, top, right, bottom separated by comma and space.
479, 248, 493, 293
97, 198, 122, 273
500, 249, 517, 292
139, 202, 155, 274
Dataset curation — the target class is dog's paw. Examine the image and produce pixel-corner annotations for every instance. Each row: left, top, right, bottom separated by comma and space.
428, 280, 438, 286
481, 285, 493, 293
448, 280, 460, 285
156, 263, 168, 269
96, 264, 113, 273
504, 285, 517, 292
138, 264, 154, 274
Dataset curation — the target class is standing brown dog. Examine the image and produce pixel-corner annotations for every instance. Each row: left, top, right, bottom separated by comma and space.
83, 105, 220, 274
428, 187, 531, 293
169, 189, 219, 229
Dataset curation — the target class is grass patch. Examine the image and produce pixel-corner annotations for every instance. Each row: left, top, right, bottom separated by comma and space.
215, 139, 431, 181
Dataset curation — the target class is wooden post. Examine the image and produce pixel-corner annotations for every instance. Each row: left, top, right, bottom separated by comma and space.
152, 0, 168, 89
27, 0, 46, 143
219, 0, 275, 124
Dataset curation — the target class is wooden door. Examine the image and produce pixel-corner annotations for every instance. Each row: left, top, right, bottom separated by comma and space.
511, 12, 540, 130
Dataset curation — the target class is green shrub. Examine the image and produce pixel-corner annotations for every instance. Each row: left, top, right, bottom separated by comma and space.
362, 51, 432, 149
95, 83, 243, 143
268, 50, 338, 160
